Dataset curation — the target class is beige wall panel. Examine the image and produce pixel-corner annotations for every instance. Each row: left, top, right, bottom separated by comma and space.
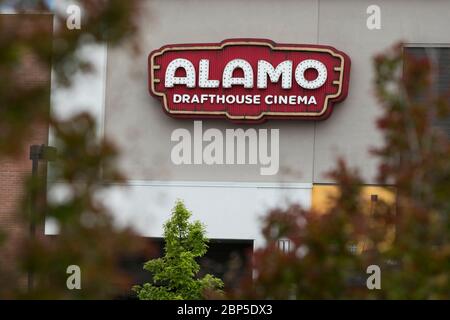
105, 0, 319, 183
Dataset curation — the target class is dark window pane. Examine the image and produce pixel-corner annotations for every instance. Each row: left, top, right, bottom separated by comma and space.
404, 47, 450, 137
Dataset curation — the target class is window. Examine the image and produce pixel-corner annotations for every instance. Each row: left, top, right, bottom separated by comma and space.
277, 238, 292, 253
404, 47, 450, 137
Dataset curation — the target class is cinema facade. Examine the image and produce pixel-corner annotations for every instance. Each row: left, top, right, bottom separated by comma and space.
45, 0, 450, 259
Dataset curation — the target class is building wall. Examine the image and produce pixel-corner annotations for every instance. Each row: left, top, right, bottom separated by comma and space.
105, 0, 319, 183
314, 0, 450, 183
48, 1, 450, 246
103, 0, 450, 184
99, 181, 312, 248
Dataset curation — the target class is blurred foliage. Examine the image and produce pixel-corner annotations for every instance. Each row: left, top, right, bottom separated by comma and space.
133, 200, 224, 300
230, 45, 450, 299
1, 0, 448, 300
0, 0, 140, 155
14, 114, 148, 299
0, 0, 147, 299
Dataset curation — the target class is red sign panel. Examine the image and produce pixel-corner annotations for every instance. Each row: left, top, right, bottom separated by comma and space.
149, 39, 351, 123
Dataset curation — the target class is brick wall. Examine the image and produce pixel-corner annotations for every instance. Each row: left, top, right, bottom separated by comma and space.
0, 14, 52, 273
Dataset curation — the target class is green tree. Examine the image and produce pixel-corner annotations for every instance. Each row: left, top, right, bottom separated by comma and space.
134, 200, 223, 300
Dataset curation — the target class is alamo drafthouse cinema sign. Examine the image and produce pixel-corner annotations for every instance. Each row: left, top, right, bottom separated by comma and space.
149, 39, 351, 122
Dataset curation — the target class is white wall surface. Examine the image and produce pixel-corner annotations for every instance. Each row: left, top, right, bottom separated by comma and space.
101, 181, 311, 248
46, 181, 312, 248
